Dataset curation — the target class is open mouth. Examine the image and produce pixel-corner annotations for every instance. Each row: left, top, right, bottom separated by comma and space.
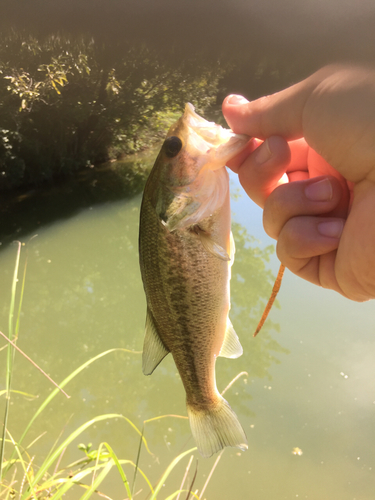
183, 103, 249, 170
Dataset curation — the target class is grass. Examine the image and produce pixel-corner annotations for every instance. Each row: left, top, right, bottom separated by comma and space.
0, 243, 227, 499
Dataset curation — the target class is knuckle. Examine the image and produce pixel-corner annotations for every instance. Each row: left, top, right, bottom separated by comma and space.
263, 183, 295, 239
263, 201, 280, 239
278, 218, 304, 255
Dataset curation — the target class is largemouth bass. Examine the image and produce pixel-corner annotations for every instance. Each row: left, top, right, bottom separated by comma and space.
139, 103, 249, 457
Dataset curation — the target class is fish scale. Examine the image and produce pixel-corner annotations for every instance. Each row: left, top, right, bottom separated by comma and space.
139, 103, 249, 457
141, 204, 224, 406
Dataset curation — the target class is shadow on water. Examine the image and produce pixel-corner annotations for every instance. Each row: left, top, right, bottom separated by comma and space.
0, 152, 156, 249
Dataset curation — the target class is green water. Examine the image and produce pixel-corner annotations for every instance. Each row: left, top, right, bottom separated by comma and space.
1, 165, 375, 499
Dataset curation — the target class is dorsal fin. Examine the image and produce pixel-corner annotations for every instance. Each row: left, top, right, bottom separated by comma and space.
219, 318, 243, 358
142, 309, 170, 375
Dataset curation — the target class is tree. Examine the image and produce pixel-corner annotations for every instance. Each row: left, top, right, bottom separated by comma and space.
0, 31, 224, 190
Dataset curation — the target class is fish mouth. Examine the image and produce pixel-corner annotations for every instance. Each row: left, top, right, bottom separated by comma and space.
183, 103, 249, 171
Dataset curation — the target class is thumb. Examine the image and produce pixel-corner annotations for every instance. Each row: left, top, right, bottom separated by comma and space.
222, 69, 333, 141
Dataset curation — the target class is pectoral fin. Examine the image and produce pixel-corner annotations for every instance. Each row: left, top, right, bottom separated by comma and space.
197, 230, 231, 261
142, 309, 169, 375
219, 318, 243, 358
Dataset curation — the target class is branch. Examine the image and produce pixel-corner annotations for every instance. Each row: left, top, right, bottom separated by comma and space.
0, 330, 70, 399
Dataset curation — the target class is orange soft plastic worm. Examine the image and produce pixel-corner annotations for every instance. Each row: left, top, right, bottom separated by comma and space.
254, 263, 285, 337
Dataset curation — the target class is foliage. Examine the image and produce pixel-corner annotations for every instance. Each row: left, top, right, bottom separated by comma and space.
0, 31, 223, 191
230, 222, 289, 381
0, 245, 231, 499
0, 353, 200, 499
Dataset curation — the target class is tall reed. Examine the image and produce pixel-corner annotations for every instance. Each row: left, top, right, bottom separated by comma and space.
0, 243, 229, 499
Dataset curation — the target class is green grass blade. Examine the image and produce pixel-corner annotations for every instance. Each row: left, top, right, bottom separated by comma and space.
21, 414, 147, 499
14, 241, 31, 340
165, 491, 201, 500
143, 415, 188, 425
0, 242, 22, 481
149, 448, 197, 500
5, 348, 140, 474
100, 442, 132, 499
0, 390, 37, 399
8, 241, 21, 346
198, 449, 223, 499
41, 462, 111, 499
33, 457, 150, 499
19, 349, 130, 440
131, 423, 144, 497
78, 459, 114, 500
5, 429, 37, 500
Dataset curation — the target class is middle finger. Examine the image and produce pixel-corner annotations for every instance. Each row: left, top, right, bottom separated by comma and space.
263, 176, 344, 240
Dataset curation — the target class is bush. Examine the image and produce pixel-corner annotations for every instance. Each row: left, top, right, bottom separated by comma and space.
0, 31, 223, 191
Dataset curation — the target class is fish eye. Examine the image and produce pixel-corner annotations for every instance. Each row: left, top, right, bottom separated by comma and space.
164, 136, 183, 158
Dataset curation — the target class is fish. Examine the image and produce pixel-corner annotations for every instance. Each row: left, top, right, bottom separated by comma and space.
138, 103, 249, 457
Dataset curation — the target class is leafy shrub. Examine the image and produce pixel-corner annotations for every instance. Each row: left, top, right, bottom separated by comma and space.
0, 31, 223, 190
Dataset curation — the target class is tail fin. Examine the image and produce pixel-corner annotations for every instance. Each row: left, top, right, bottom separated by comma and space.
187, 395, 248, 458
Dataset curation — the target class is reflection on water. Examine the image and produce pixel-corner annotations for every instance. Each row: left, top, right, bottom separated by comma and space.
0, 158, 285, 497
1, 157, 375, 499
0, 154, 155, 250
1, 1, 375, 495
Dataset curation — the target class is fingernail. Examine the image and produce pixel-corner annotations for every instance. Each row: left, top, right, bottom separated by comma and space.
226, 94, 249, 105
317, 220, 344, 238
305, 178, 333, 201
255, 138, 272, 164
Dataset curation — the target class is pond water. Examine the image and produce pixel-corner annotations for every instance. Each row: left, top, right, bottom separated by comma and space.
2, 1, 375, 496
1, 157, 375, 499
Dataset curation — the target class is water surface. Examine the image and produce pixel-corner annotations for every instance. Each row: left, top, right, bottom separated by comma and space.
1, 165, 374, 499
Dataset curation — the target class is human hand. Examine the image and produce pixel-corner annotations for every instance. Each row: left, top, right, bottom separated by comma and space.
222, 64, 375, 301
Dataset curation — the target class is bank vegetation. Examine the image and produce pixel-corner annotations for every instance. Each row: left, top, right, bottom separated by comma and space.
0, 32, 224, 191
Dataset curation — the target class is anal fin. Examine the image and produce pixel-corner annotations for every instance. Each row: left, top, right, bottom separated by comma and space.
219, 318, 243, 359
229, 231, 235, 266
142, 309, 169, 375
